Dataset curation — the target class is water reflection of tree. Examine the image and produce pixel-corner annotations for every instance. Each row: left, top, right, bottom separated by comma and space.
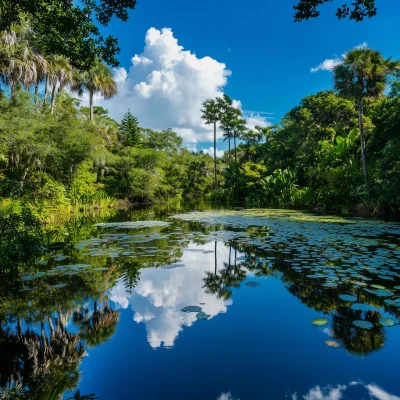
74, 300, 120, 348
0, 315, 85, 399
332, 308, 385, 356
203, 242, 247, 300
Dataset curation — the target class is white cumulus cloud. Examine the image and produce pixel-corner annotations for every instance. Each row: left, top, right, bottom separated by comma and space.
302, 384, 347, 400
310, 58, 342, 73
310, 42, 369, 73
86, 27, 232, 147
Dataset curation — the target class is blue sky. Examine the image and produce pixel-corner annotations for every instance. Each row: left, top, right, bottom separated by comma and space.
94, 0, 400, 153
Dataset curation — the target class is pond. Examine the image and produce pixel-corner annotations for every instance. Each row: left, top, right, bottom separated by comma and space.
1, 202, 400, 399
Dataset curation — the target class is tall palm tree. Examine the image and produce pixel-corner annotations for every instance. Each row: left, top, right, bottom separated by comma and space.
71, 59, 117, 122
219, 96, 237, 165
0, 29, 46, 97
232, 115, 247, 165
201, 98, 221, 191
333, 48, 398, 189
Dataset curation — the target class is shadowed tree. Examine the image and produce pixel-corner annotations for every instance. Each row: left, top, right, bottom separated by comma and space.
333, 47, 398, 190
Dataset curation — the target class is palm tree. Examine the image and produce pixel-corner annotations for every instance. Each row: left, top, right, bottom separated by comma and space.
219, 96, 237, 165
232, 115, 247, 165
71, 59, 117, 122
0, 29, 46, 97
333, 48, 398, 189
201, 98, 221, 191
44, 55, 74, 114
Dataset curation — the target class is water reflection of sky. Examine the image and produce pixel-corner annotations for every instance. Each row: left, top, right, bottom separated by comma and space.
109, 242, 235, 348
77, 236, 400, 400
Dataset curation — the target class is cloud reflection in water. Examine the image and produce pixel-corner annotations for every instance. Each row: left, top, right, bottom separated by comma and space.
109, 242, 234, 348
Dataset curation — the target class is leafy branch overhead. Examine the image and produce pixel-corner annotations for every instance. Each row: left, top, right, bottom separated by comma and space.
294, 0, 377, 22
0, 0, 137, 68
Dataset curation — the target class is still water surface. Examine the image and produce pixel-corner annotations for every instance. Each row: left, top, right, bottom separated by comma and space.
2, 203, 400, 399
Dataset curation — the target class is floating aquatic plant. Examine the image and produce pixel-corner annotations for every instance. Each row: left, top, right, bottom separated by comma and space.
181, 306, 202, 313
312, 318, 329, 326
325, 340, 340, 348
196, 311, 211, 320
353, 320, 374, 330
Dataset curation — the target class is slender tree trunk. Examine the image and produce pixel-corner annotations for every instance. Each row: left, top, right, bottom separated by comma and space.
50, 83, 57, 115
214, 241, 218, 275
358, 97, 369, 193
90, 89, 94, 122
42, 74, 49, 112
214, 121, 218, 191
228, 243, 231, 269
10, 81, 15, 98
17, 317, 22, 338
34, 79, 39, 105
234, 133, 237, 165
48, 316, 55, 338
228, 136, 231, 164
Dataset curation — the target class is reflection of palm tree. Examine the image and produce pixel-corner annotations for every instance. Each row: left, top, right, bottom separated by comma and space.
332, 308, 385, 357
0, 315, 85, 399
74, 301, 120, 348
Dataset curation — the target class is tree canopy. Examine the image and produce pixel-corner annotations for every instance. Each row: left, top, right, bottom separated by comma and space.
294, 0, 377, 22
0, 0, 137, 68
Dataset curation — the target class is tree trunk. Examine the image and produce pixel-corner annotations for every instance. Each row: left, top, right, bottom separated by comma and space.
43, 75, 49, 110
213, 121, 218, 191
214, 241, 218, 275
48, 316, 55, 338
50, 83, 57, 115
34, 79, 39, 105
90, 89, 94, 122
358, 97, 369, 192
228, 135, 231, 164
234, 133, 237, 165
10, 81, 15, 98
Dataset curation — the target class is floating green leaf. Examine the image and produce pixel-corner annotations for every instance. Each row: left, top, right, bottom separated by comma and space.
339, 294, 357, 302
353, 320, 374, 330
325, 340, 340, 348
181, 306, 202, 313
196, 311, 211, 320
312, 318, 328, 326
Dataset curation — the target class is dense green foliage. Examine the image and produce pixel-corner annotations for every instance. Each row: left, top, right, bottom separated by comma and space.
0, 91, 216, 207
0, 0, 137, 68
213, 88, 400, 213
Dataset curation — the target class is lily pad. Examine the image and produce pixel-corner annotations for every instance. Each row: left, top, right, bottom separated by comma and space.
181, 306, 202, 313
325, 340, 340, 348
312, 318, 329, 326
379, 317, 398, 327
196, 311, 211, 320
353, 320, 374, 330
339, 294, 357, 302
48, 284, 67, 289
244, 282, 261, 287
350, 303, 374, 312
